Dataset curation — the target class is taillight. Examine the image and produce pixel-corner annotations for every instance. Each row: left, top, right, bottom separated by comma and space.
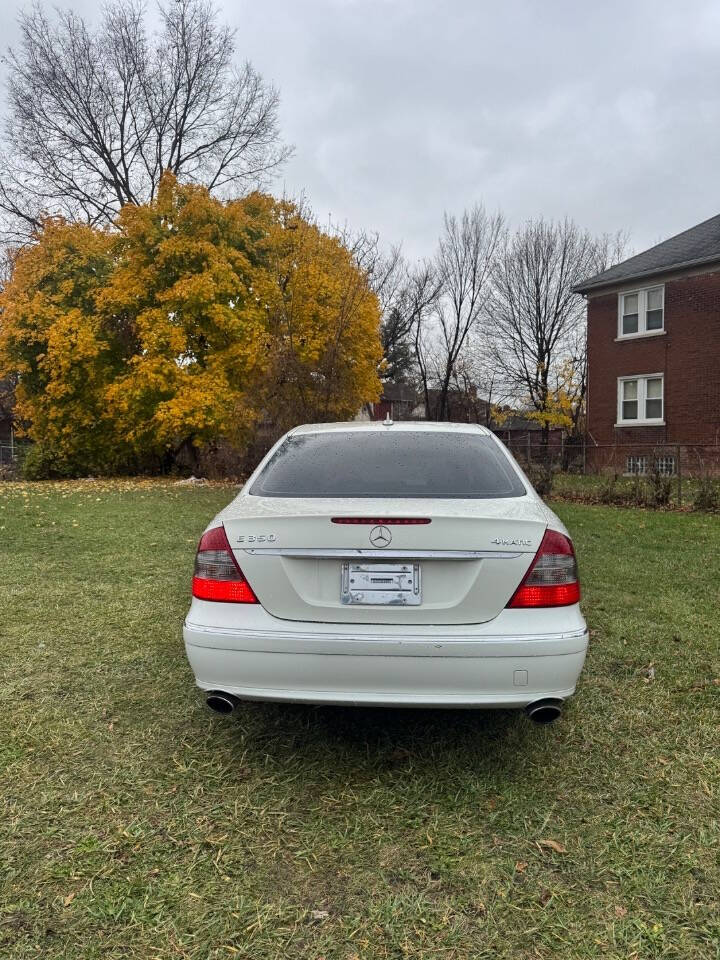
507, 529, 580, 608
192, 525, 258, 603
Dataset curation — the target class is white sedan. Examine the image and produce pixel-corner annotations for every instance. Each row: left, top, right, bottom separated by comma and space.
183, 421, 588, 723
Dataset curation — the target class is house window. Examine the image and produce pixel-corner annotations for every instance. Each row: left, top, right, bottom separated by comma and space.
618, 286, 664, 337
626, 455, 647, 475
654, 455, 675, 476
617, 375, 664, 425
621, 293, 639, 335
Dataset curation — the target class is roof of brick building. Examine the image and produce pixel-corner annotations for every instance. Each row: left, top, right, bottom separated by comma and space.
575, 213, 720, 293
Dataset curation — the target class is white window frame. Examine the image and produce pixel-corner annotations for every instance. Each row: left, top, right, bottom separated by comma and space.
616, 374, 665, 426
617, 285, 665, 339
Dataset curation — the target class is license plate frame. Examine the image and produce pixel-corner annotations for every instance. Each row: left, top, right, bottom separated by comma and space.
340, 561, 422, 606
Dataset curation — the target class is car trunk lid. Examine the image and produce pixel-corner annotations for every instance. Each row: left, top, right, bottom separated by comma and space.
219, 496, 547, 625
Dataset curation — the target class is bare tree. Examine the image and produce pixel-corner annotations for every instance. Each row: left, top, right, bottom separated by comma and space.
0, 0, 291, 242
419, 206, 503, 420
337, 227, 441, 387
347, 239, 411, 381
486, 219, 626, 443
447, 332, 515, 425
565, 230, 628, 435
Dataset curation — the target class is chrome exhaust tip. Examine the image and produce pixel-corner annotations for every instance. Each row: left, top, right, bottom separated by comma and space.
206, 691, 240, 715
525, 698, 563, 724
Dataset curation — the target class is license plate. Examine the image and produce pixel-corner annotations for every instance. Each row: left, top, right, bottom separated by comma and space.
340, 562, 422, 606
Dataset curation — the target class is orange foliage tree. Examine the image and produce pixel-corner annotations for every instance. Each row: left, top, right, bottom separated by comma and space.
0, 175, 382, 475
0, 221, 121, 473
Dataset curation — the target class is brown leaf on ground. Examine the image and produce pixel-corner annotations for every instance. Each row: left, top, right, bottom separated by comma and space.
615, 905, 628, 918
537, 839, 567, 854
515, 860, 528, 873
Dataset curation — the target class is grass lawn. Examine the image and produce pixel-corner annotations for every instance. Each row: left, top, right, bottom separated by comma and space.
1, 480, 718, 959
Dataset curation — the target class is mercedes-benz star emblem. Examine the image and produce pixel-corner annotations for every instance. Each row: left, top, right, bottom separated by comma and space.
369, 525, 392, 548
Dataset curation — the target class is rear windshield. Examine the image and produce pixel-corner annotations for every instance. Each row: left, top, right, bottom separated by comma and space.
250, 431, 526, 499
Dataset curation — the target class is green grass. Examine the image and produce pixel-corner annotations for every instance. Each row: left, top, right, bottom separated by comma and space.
1, 479, 718, 960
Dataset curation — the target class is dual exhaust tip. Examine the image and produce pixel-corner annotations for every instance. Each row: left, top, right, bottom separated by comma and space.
524, 698, 563, 724
206, 691, 563, 724
206, 691, 240, 715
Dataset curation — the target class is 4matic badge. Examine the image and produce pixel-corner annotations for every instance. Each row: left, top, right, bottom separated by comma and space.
491, 536, 532, 547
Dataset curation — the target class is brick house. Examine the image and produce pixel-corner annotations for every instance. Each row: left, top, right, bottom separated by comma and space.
575, 214, 720, 474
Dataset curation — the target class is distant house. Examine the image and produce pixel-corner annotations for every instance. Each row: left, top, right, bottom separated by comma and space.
575, 214, 720, 473
368, 384, 492, 423
367, 382, 421, 421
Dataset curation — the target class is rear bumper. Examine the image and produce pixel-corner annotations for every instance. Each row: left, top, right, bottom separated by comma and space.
183, 612, 589, 708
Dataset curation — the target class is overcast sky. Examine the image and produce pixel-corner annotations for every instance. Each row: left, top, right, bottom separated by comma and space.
2, 0, 720, 260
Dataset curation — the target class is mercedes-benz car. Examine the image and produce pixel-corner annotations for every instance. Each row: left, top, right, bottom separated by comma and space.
183, 421, 588, 723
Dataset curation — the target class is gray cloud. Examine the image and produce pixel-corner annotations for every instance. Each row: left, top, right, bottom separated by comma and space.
2, 0, 719, 259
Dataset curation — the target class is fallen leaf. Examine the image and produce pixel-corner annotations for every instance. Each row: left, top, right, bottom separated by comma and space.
538, 839, 567, 854
63, 892, 76, 907
615, 905, 628, 918
515, 860, 528, 874
657, 757, 669, 765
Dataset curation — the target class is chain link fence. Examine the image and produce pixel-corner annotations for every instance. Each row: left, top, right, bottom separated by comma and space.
500, 437, 720, 508
0, 441, 29, 475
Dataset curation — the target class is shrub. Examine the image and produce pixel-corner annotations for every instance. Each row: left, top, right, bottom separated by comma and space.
21, 443, 78, 480
693, 476, 719, 512
525, 462, 553, 497
598, 474, 619, 504
648, 461, 673, 508
21, 444, 56, 480
629, 475, 648, 507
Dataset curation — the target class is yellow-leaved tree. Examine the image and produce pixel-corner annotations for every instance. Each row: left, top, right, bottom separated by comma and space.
260, 199, 383, 430
0, 175, 382, 475
101, 179, 276, 465
524, 359, 582, 434
0, 220, 121, 474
